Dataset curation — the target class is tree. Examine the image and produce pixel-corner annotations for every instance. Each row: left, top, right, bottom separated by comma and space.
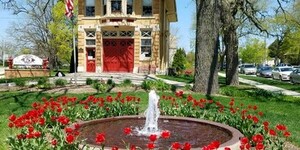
2, 0, 77, 69
239, 39, 267, 64
193, 0, 221, 95
268, 38, 285, 65
185, 50, 195, 70
281, 30, 300, 64
172, 48, 187, 74
0, 40, 16, 57
48, 1, 73, 65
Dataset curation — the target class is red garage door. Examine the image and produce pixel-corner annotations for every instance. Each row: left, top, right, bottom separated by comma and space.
103, 39, 134, 72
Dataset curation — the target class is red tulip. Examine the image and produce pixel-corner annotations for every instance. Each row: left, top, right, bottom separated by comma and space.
149, 134, 157, 142
124, 127, 132, 135
161, 130, 171, 139
171, 142, 181, 150
66, 134, 75, 144
183, 142, 191, 150
147, 142, 155, 149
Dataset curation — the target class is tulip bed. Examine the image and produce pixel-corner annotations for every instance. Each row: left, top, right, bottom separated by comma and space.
1, 91, 298, 150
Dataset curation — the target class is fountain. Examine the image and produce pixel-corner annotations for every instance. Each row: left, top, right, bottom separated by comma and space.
76, 91, 243, 149
138, 90, 160, 136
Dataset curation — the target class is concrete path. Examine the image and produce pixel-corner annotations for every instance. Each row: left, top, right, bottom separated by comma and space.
147, 74, 189, 87
218, 72, 300, 97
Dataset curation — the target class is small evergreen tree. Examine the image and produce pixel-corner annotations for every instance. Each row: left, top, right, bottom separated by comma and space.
172, 48, 187, 74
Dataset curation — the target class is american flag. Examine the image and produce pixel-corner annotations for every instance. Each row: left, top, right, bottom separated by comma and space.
65, 0, 74, 18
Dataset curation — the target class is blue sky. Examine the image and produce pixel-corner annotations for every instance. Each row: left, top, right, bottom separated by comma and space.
171, 0, 195, 52
0, 0, 195, 51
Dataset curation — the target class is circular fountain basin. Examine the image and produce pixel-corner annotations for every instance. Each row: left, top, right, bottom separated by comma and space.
76, 115, 243, 150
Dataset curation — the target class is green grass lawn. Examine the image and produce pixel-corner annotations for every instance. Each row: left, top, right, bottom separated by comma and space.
1, 90, 300, 148
239, 75, 300, 93
157, 75, 194, 83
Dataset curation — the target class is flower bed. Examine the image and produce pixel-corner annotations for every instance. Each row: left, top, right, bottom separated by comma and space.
7, 91, 290, 150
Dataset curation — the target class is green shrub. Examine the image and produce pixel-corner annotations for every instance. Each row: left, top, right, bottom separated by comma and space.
219, 86, 248, 97
155, 80, 170, 92
184, 84, 192, 91
54, 79, 67, 87
38, 83, 53, 89
37, 77, 48, 85
252, 89, 283, 98
141, 80, 155, 91
172, 48, 187, 74
14, 78, 27, 87
106, 78, 114, 85
92, 82, 108, 93
171, 85, 177, 92
86, 78, 94, 85
122, 79, 132, 86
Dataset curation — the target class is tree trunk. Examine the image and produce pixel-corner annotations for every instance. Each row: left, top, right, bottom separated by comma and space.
193, 0, 221, 95
219, 52, 226, 71
224, 27, 239, 85
221, 2, 239, 86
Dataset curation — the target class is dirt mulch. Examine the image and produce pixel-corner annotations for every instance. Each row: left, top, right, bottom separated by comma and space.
0, 84, 143, 94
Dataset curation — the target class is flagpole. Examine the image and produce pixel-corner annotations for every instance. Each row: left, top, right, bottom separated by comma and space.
65, 0, 76, 85
71, 15, 77, 85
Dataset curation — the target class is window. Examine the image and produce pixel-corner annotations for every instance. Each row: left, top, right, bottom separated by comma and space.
111, 0, 122, 13
140, 30, 152, 60
127, 0, 133, 14
85, 0, 95, 16
86, 39, 96, 45
142, 0, 152, 16
86, 31, 96, 37
85, 30, 96, 46
103, 0, 107, 15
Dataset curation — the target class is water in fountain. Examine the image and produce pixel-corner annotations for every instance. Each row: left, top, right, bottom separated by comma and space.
138, 90, 161, 136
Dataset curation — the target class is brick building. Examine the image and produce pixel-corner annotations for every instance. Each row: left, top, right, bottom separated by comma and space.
77, 0, 177, 73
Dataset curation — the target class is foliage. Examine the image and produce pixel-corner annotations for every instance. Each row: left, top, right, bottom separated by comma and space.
160, 93, 291, 149
184, 84, 192, 91
172, 48, 187, 74
185, 51, 195, 70
48, 1, 74, 65
54, 79, 67, 87
14, 78, 27, 87
6, 94, 139, 150
141, 80, 156, 91
239, 38, 268, 64
37, 77, 52, 89
86, 78, 94, 85
268, 38, 285, 64
154, 80, 170, 92
106, 79, 115, 86
92, 82, 108, 93
37, 77, 49, 85
170, 85, 177, 92
281, 30, 300, 65
141, 80, 170, 92
121, 79, 132, 87
1, 90, 300, 149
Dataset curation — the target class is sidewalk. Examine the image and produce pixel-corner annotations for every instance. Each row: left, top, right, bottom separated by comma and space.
218, 72, 300, 97
147, 74, 190, 87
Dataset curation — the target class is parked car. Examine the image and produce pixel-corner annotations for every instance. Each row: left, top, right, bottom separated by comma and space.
290, 68, 300, 84
277, 63, 292, 67
292, 66, 300, 71
240, 64, 257, 75
256, 66, 273, 78
271, 67, 293, 81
